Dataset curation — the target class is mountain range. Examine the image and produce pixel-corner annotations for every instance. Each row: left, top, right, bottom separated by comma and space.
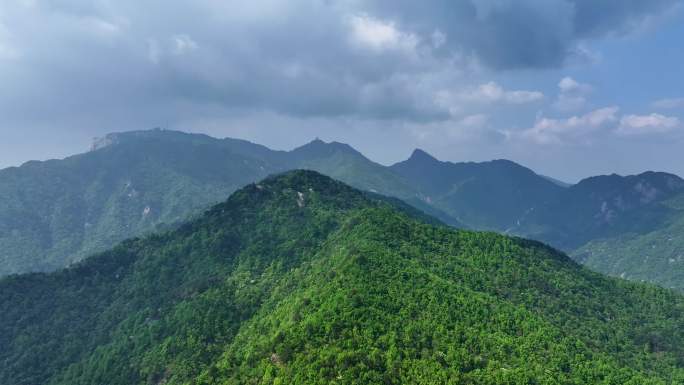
3, 170, 684, 384
2, 129, 684, 292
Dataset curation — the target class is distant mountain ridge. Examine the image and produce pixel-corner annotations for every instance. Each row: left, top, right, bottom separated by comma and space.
540, 174, 572, 188
390, 149, 565, 230
3, 128, 684, 292
0, 130, 279, 275
0, 129, 461, 276
513, 171, 684, 250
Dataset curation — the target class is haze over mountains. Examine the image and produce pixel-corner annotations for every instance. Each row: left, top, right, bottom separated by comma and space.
2, 129, 684, 292
4, 1, 684, 383
3, 170, 684, 384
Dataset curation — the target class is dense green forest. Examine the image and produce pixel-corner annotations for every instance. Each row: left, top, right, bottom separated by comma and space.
0, 130, 276, 276
2, 170, 684, 384
390, 149, 564, 231
4, 128, 684, 294
574, 192, 684, 290
0, 130, 461, 277
512, 172, 684, 250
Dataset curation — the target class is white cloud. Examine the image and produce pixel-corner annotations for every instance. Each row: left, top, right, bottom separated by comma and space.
566, 44, 603, 66
146, 38, 161, 64
0, 41, 17, 59
616, 113, 681, 136
0, 0, 679, 172
431, 30, 446, 48
172, 34, 199, 55
348, 14, 419, 54
0, 23, 19, 59
442, 114, 491, 140
558, 76, 591, 93
460, 114, 488, 128
432, 81, 543, 119
145, 34, 198, 64
81, 17, 123, 36
651, 98, 684, 109
554, 94, 587, 112
505, 90, 546, 104
553, 76, 592, 112
406, 113, 494, 144
454, 81, 544, 104
521, 107, 619, 144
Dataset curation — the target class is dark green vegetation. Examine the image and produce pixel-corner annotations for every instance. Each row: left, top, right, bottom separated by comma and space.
4, 128, 684, 291
390, 149, 565, 231
513, 172, 684, 251
389, 151, 684, 291
0, 130, 461, 277
2, 170, 684, 384
573, 192, 684, 290
0, 130, 277, 275
511, 172, 684, 290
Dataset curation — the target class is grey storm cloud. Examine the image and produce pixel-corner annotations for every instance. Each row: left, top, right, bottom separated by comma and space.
365, 0, 679, 68
0, 0, 678, 128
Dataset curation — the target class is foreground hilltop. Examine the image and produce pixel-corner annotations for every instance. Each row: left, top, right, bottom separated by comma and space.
2, 170, 684, 384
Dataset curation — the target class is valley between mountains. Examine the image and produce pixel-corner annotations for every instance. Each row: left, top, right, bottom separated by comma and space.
2, 129, 684, 292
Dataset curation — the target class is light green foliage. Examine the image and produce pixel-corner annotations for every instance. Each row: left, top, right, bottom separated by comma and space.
2, 171, 684, 384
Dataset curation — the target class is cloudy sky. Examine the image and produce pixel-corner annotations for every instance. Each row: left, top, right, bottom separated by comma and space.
1, 0, 684, 182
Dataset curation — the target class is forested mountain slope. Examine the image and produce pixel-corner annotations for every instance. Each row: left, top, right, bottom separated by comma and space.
513, 171, 684, 250
572, 192, 684, 290
502, 171, 684, 291
0, 130, 460, 276
288, 140, 463, 227
390, 149, 564, 230
2, 171, 684, 385
5, 128, 684, 293
0, 130, 278, 275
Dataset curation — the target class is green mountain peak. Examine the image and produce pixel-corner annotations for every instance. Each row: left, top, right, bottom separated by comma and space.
5, 129, 684, 292
3, 170, 684, 384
